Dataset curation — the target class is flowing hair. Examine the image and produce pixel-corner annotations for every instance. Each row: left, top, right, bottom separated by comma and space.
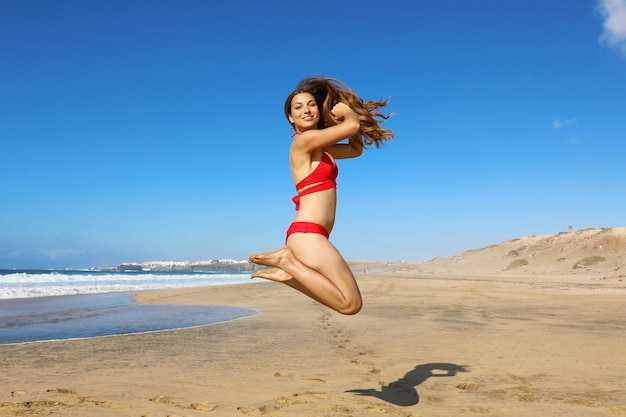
284, 76, 394, 148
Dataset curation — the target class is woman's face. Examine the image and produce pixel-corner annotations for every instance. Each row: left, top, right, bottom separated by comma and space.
288, 92, 320, 133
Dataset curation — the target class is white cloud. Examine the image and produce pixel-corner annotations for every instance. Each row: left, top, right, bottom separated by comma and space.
40, 249, 87, 260
597, 0, 626, 56
7, 250, 25, 259
553, 118, 578, 130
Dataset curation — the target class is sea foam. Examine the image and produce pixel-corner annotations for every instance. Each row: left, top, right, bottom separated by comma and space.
0, 270, 253, 299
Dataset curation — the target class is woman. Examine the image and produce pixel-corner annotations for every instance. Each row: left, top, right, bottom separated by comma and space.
249, 76, 393, 315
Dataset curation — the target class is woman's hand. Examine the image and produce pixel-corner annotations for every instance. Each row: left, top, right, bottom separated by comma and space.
330, 102, 355, 122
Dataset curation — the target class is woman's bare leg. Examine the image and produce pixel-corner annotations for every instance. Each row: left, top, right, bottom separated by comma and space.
249, 235, 362, 315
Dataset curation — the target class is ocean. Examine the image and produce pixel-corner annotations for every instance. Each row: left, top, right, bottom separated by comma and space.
0, 269, 258, 345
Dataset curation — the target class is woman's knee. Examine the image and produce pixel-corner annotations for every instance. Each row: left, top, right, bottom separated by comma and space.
336, 295, 362, 315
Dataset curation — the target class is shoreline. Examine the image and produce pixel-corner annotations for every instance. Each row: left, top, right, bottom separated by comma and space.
1, 272, 624, 416
0, 291, 258, 346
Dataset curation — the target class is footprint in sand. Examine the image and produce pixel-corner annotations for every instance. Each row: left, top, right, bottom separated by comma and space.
273, 397, 292, 405
306, 377, 327, 384
456, 381, 480, 391
150, 395, 217, 412
237, 405, 256, 415
292, 390, 328, 399
190, 402, 218, 411
47, 388, 75, 394
150, 395, 174, 404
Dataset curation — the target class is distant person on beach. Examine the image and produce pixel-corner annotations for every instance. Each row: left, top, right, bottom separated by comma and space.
248, 76, 393, 315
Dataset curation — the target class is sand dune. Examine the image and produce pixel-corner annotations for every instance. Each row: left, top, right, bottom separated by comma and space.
352, 226, 626, 278
420, 226, 626, 276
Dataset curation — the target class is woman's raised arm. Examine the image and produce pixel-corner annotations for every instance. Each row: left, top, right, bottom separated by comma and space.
291, 103, 360, 154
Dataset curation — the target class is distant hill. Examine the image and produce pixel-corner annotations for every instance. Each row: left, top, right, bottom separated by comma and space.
352, 227, 626, 279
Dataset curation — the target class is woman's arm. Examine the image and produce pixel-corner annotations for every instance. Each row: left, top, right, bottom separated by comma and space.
325, 138, 364, 160
291, 103, 360, 154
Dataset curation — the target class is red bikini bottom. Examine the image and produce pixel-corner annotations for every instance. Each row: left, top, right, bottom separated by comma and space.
286, 221, 330, 241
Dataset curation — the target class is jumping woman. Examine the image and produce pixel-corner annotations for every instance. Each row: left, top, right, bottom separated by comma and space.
249, 76, 393, 315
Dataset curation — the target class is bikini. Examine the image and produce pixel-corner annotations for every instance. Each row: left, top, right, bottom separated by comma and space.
286, 150, 338, 241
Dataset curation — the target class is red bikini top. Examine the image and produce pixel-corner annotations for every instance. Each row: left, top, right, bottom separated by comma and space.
292, 151, 338, 210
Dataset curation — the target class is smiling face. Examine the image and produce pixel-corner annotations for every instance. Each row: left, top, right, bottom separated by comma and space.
288, 92, 321, 133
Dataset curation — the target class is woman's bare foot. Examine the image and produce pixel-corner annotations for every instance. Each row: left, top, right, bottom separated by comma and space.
250, 267, 292, 282
248, 247, 294, 268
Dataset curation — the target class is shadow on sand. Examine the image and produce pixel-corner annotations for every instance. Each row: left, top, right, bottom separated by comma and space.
347, 362, 469, 406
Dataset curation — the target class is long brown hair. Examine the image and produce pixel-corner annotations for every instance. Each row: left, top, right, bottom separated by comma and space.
284, 76, 394, 148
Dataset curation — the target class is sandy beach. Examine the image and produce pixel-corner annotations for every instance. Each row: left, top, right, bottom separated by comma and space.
1, 228, 625, 416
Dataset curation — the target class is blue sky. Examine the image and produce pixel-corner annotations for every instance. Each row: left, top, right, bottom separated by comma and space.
1, 0, 625, 269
